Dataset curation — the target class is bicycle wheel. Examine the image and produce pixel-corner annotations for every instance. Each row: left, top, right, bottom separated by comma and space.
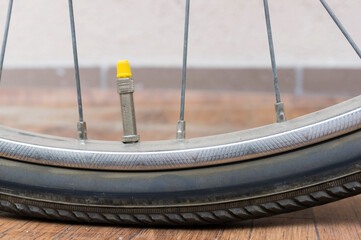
0, 1, 361, 225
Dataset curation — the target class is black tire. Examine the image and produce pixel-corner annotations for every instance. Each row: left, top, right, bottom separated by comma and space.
1, 129, 360, 225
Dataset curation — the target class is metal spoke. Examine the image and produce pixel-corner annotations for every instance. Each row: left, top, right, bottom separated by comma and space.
177, 0, 191, 139
320, 0, 361, 59
68, 0, 87, 140
263, 0, 286, 122
0, 0, 13, 83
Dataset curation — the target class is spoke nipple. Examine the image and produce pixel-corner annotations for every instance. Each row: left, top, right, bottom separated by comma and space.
77, 121, 88, 140
176, 120, 186, 139
116, 60, 140, 144
275, 102, 286, 123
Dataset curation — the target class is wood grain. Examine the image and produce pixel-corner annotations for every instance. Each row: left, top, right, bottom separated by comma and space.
251, 218, 318, 240
0, 88, 359, 240
313, 195, 361, 240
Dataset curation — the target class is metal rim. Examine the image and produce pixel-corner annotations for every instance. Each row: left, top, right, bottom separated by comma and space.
0, 96, 360, 171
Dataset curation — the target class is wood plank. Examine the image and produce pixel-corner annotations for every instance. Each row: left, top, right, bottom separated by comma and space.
313, 196, 361, 240
0, 213, 31, 239
218, 220, 252, 240
53, 225, 144, 240
250, 217, 318, 240
131, 228, 224, 240
0, 213, 72, 240
130, 229, 175, 240
247, 207, 317, 240
351, 195, 361, 225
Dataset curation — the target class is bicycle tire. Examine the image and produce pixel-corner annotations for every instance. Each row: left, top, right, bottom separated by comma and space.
0, 97, 361, 225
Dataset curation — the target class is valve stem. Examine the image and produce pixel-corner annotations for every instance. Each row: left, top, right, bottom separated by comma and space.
116, 60, 140, 143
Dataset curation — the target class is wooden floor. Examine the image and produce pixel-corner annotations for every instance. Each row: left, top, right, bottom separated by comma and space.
0, 88, 360, 240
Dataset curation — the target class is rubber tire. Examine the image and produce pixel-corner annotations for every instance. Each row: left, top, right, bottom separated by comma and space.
0, 130, 361, 225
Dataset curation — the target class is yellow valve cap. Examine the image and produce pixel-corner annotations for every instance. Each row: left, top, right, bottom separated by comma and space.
117, 60, 132, 78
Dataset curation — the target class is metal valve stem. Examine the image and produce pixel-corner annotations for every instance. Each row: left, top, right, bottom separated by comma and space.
116, 77, 140, 143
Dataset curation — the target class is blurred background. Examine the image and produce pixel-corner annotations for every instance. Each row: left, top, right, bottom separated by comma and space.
0, 0, 360, 140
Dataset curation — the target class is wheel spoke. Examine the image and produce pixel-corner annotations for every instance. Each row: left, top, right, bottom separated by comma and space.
68, 0, 87, 140
320, 0, 361, 59
0, 0, 13, 84
263, 0, 286, 123
177, 0, 191, 139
